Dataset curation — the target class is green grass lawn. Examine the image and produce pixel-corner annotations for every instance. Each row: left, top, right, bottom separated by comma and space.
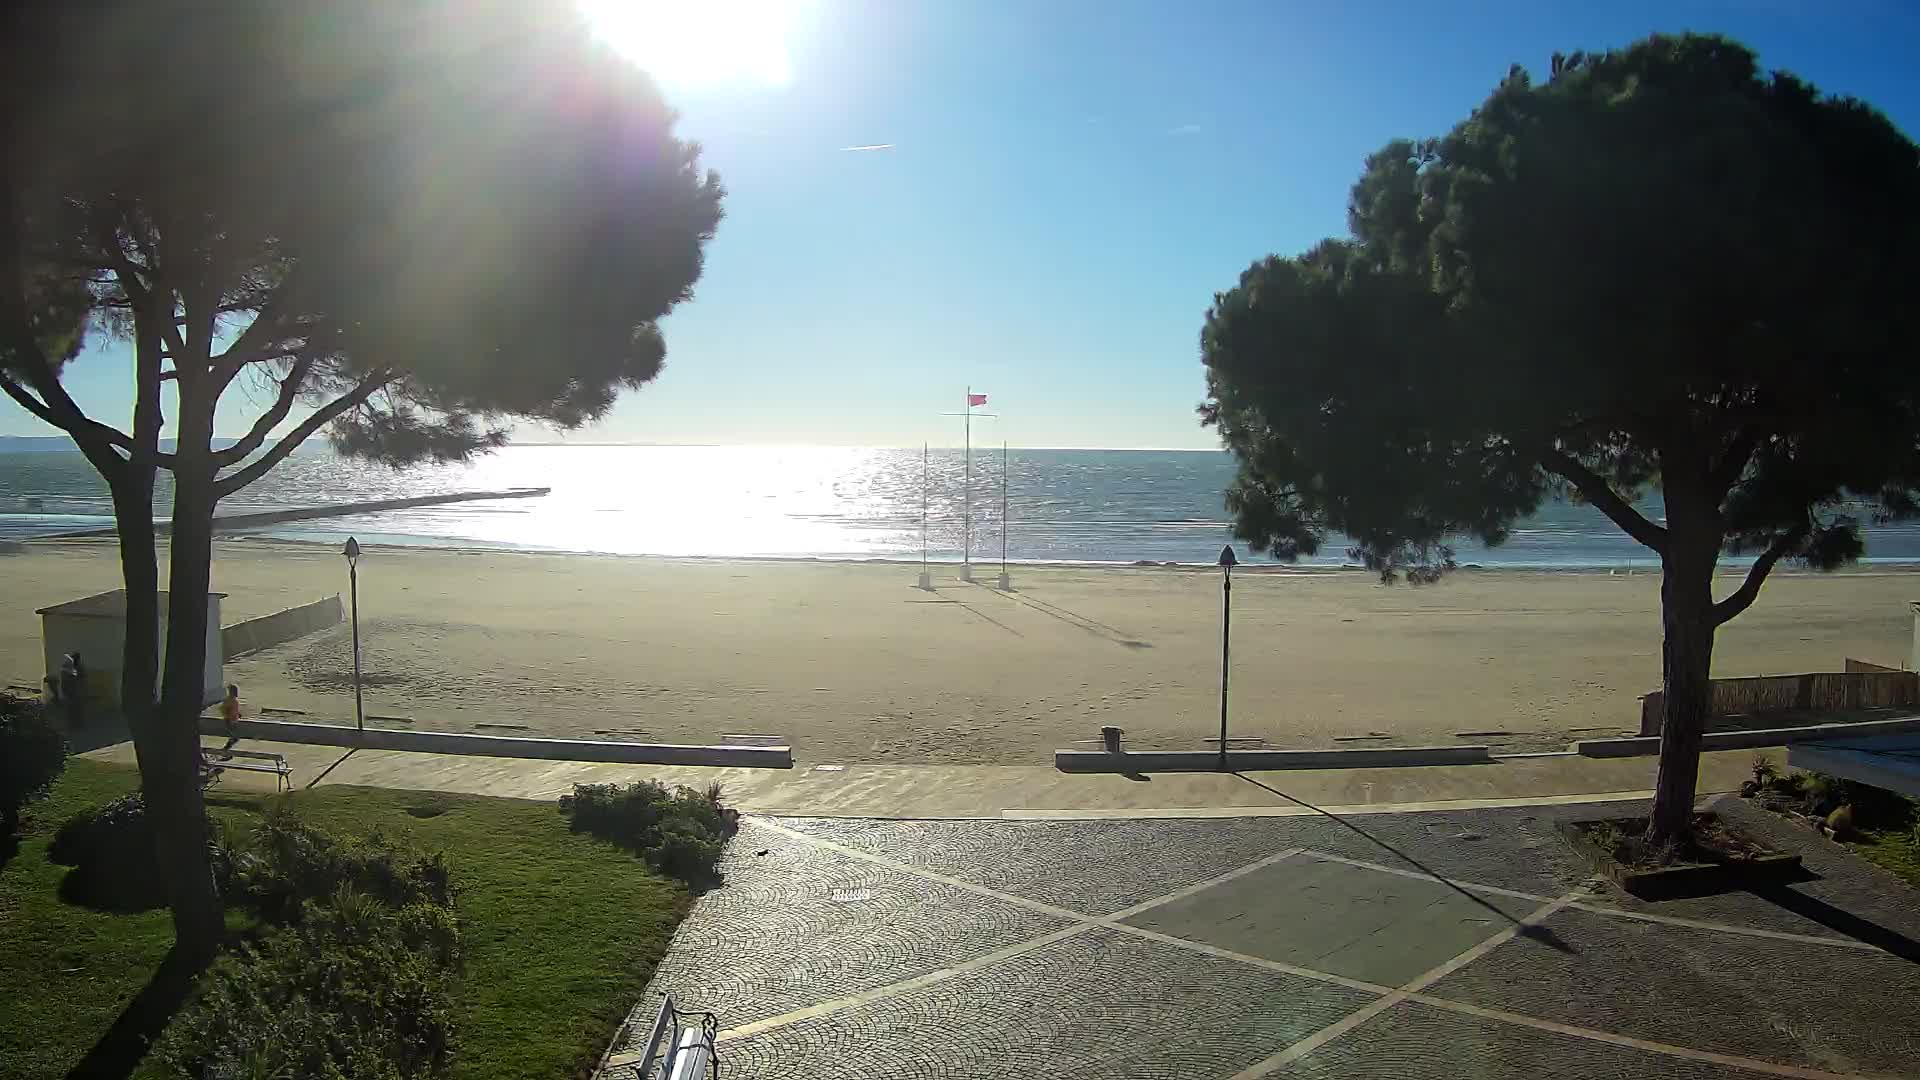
1, 760, 691, 1080
1852, 824, 1920, 890
1, 761, 166, 1080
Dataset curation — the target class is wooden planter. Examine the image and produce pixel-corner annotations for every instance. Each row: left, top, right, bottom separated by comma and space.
1559, 814, 1803, 899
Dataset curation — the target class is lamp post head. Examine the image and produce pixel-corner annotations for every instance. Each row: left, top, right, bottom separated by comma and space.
1217, 544, 1237, 570
343, 537, 360, 565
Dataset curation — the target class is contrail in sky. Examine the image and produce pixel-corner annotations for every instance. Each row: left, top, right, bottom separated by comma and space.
840, 143, 895, 152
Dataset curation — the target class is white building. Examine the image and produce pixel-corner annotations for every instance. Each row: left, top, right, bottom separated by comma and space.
36, 590, 226, 710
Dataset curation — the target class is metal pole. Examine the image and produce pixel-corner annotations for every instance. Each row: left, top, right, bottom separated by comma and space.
1000, 442, 1008, 575
1218, 561, 1232, 771
349, 560, 364, 734
963, 387, 972, 581
917, 444, 932, 590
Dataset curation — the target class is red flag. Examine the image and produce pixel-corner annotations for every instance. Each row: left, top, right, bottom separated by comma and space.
968, 393, 988, 406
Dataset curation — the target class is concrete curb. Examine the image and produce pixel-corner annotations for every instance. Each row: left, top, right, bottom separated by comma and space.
1575, 713, 1920, 758
200, 716, 792, 769
1054, 744, 1494, 773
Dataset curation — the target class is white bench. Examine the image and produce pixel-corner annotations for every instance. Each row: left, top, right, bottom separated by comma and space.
199, 748, 292, 792
602, 997, 715, 1079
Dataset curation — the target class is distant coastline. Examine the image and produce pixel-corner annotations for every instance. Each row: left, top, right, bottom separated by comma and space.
0, 435, 240, 453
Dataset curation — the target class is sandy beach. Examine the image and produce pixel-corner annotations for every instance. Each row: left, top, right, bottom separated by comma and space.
3, 538, 1914, 764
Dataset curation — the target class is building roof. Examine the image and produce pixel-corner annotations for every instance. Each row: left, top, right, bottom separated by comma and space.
35, 589, 227, 619
1789, 732, 1920, 799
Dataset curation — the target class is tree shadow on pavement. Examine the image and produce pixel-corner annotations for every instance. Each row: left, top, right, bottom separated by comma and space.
63, 946, 202, 1080
1234, 772, 1577, 954
1749, 883, 1920, 964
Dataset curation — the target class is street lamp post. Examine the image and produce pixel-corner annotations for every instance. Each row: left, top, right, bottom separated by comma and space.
344, 537, 364, 734
1217, 544, 1236, 772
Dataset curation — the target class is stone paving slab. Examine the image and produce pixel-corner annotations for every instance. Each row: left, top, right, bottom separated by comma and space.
1279, 805, 1601, 897
716, 927, 1380, 1080
1121, 853, 1543, 987
1424, 905, 1920, 1076
627, 820, 1070, 1032
1277, 1000, 1780, 1079
777, 816, 1312, 916
619, 799, 1919, 1080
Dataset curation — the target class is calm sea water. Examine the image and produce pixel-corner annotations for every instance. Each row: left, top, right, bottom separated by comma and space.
6, 444, 1920, 568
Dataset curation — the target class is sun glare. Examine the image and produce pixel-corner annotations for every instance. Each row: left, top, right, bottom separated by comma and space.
576, 0, 804, 89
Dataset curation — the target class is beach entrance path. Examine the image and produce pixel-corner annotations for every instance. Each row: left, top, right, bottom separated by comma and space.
613, 797, 1920, 1080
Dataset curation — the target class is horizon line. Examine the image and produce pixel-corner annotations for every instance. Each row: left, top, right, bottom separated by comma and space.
504, 441, 1228, 452
0, 432, 1226, 454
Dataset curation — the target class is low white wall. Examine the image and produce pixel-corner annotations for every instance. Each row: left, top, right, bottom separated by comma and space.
1054, 744, 1494, 772
222, 595, 343, 659
199, 716, 794, 769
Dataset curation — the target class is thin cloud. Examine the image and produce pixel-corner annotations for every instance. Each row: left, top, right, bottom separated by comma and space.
840, 143, 896, 152
1167, 123, 1203, 136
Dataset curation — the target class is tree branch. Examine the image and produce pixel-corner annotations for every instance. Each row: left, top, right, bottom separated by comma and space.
211, 271, 300, 384
92, 217, 192, 373
0, 366, 146, 454
1709, 425, 1760, 495
1540, 449, 1669, 553
212, 355, 316, 467
0, 368, 145, 474
214, 370, 392, 498
0, 369, 63, 428
1712, 524, 1808, 626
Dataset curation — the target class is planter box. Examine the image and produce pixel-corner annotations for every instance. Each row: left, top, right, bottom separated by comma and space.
1558, 813, 1802, 899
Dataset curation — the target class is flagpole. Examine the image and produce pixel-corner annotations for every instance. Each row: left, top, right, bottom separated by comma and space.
962, 386, 973, 582
997, 440, 1012, 590
917, 443, 932, 590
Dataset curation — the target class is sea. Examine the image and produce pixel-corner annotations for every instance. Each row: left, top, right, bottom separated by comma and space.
6, 444, 1920, 569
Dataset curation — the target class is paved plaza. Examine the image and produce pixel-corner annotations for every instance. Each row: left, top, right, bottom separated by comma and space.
612, 797, 1920, 1079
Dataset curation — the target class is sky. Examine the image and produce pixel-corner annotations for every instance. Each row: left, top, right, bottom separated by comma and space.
9, 0, 1920, 450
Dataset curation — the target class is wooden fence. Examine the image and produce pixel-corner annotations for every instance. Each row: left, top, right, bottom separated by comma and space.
1639, 669, 1920, 736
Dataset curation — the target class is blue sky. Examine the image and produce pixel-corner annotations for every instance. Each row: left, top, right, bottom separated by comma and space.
10, 0, 1920, 450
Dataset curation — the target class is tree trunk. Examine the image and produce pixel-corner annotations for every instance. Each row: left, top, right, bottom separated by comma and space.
1648, 530, 1719, 845
114, 330, 160, 745
152, 398, 223, 962
112, 478, 161, 763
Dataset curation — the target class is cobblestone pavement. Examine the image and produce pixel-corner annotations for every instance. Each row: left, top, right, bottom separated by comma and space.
610, 797, 1920, 1079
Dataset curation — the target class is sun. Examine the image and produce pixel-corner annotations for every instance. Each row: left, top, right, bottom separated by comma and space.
576, 0, 805, 89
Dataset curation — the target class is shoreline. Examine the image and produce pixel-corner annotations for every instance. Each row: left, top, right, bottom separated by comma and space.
22, 532, 1920, 580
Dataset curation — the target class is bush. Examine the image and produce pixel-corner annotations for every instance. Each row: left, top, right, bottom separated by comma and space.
558, 781, 737, 883
1827, 804, 1857, 840
154, 896, 459, 1080
1800, 773, 1916, 829
46, 791, 235, 910
154, 822, 463, 1080
0, 691, 65, 834
232, 810, 454, 925
48, 793, 169, 910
